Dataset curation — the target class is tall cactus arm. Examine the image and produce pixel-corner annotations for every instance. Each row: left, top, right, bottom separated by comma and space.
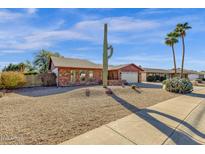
107, 45, 113, 59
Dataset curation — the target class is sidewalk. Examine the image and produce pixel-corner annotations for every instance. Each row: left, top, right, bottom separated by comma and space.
60, 89, 205, 145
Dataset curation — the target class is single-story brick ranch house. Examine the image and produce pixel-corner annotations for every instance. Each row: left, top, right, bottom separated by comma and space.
49, 56, 144, 86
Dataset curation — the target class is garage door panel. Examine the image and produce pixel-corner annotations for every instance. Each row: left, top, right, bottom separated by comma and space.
121, 72, 138, 83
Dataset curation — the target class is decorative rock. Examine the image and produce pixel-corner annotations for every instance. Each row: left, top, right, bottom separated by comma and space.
85, 89, 90, 97
105, 88, 113, 95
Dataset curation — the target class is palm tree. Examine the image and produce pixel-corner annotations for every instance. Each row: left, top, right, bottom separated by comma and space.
175, 22, 192, 78
34, 49, 61, 73
18, 62, 26, 72
3, 63, 19, 72
24, 60, 37, 73
165, 32, 179, 76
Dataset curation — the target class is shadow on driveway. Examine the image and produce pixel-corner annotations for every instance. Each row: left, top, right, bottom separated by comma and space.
187, 92, 205, 99
110, 92, 204, 145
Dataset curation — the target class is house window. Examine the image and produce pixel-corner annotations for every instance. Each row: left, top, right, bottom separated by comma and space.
80, 70, 86, 81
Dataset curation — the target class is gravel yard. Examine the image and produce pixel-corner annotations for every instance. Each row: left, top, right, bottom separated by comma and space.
0, 85, 180, 145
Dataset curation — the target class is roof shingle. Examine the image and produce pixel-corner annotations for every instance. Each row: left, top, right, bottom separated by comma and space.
50, 56, 102, 69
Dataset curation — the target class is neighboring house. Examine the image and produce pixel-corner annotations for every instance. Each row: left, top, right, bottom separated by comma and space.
49, 56, 144, 86
141, 68, 169, 82
186, 70, 205, 80
168, 68, 189, 78
141, 67, 204, 82
170, 68, 205, 80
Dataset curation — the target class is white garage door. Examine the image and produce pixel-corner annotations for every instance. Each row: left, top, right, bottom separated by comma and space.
121, 72, 138, 83
188, 74, 199, 81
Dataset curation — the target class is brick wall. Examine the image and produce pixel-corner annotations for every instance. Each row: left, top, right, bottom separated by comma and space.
58, 67, 102, 86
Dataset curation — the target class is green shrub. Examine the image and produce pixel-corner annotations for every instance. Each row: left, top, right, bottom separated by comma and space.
0, 72, 26, 89
162, 79, 167, 85
147, 75, 166, 82
147, 76, 155, 82
160, 76, 167, 82
131, 84, 137, 89
163, 77, 193, 94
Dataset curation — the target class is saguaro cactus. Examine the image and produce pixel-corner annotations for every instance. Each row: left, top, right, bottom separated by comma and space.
103, 23, 113, 88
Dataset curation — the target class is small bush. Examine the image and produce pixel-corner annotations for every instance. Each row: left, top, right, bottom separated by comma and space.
147, 75, 166, 82
147, 76, 155, 82
162, 79, 167, 85
131, 84, 137, 89
160, 76, 167, 82
85, 89, 90, 97
0, 72, 26, 89
163, 77, 193, 94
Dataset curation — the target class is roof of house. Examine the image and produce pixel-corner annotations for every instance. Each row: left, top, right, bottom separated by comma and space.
143, 67, 203, 74
109, 64, 144, 71
50, 56, 102, 69
142, 68, 170, 73
50, 56, 143, 71
108, 64, 129, 70
168, 68, 189, 74
168, 68, 201, 74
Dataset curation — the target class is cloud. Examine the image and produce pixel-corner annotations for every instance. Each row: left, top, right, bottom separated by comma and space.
115, 54, 170, 63
74, 16, 160, 32
0, 50, 27, 54
2, 16, 160, 51
69, 47, 100, 51
0, 9, 23, 22
0, 9, 204, 55
26, 8, 38, 14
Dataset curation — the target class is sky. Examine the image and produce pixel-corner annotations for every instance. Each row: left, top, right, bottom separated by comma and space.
0, 8, 205, 71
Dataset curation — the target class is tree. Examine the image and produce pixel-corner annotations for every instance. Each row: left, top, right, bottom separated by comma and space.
2, 61, 36, 73
175, 22, 192, 78
165, 32, 179, 75
24, 60, 36, 72
34, 49, 61, 73
3, 63, 19, 72
18, 62, 26, 72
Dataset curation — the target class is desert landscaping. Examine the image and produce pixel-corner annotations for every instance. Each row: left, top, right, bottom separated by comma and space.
0, 85, 180, 144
